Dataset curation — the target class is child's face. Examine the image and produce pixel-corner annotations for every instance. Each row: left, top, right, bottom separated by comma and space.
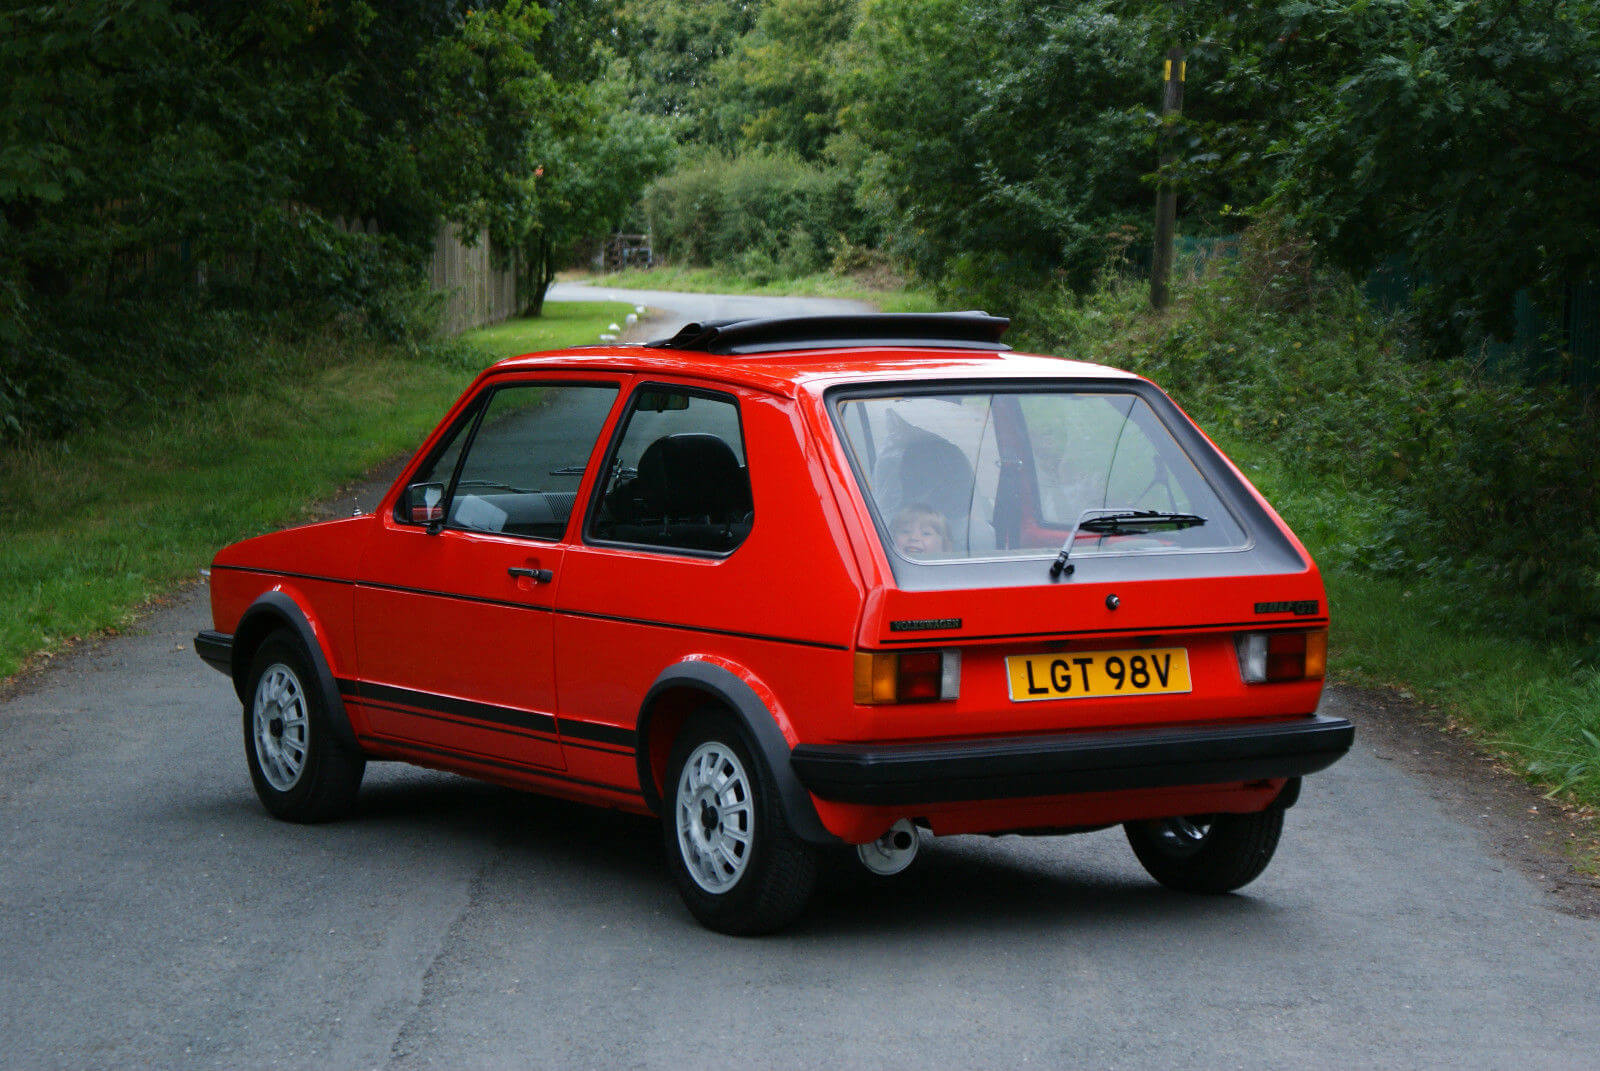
893, 515, 947, 556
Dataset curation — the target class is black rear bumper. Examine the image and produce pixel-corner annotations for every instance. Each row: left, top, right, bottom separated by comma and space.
194, 630, 233, 676
789, 714, 1354, 805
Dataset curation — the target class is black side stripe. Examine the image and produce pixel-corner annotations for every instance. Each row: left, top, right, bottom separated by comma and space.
352, 697, 561, 746
558, 719, 636, 748
339, 678, 636, 752
358, 735, 644, 798
352, 680, 557, 735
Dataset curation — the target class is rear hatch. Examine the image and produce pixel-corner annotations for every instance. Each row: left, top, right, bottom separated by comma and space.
827, 378, 1328, 742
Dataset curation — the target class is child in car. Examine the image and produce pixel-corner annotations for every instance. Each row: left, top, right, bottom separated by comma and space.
891, 503, 952, 558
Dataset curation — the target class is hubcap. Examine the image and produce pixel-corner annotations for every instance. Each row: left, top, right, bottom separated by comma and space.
675, 741, 754, 894
252, 663, 310, 792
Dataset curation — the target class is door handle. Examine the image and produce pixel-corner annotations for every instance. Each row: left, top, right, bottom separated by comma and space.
507, 566, 553, 583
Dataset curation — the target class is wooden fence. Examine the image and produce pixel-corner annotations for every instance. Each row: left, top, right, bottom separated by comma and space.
428, 224, 522, 335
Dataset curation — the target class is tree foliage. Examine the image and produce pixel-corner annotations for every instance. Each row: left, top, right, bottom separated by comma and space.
836, 0, 1157, 298
1174, 0, 1600, 347
523, 70, 678, 312
701, 0, 855, 158
0, 0, 575, 441
614, 0, 761, 138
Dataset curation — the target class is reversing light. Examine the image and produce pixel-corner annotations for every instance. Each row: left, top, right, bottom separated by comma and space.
854, 650, 961, 704
1236, 630, 1327, 684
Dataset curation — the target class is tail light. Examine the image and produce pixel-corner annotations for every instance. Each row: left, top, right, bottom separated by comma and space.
854, 650, 961, 704
1236, 630, 1327, 684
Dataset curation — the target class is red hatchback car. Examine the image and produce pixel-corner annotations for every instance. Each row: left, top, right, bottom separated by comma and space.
196, 313, 1352, 933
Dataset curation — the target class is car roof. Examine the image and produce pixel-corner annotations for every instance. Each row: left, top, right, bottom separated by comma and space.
480, 313, 1143, 398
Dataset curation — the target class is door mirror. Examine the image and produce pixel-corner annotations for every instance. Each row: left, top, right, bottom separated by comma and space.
407, 482, 446, 524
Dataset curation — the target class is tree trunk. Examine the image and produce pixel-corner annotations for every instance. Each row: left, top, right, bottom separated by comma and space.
523, 234, 555, 317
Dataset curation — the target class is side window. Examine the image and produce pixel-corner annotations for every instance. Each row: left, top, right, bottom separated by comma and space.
401, 382, 619, 539
588, 386, 752, 554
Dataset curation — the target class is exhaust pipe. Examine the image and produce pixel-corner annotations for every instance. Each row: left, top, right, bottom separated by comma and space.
856, 818, 921, 876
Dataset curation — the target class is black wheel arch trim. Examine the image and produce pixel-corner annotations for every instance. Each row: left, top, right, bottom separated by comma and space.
788, 714, 1353, 806
229, 593, 363, 757
637, 662, 834, 845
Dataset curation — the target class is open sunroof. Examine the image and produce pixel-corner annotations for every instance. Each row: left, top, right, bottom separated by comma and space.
648, 312, 1011, 355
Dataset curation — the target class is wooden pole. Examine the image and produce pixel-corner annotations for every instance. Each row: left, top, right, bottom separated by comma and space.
1150, 46, 1186, 310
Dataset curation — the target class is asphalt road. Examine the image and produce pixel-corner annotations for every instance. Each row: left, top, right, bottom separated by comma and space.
3, 292, 1598, 1070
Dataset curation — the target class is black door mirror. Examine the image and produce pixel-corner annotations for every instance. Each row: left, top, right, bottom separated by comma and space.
407, 482, 446, 524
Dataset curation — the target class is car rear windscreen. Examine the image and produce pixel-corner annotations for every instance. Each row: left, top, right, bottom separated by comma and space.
832, 389, 1249, 565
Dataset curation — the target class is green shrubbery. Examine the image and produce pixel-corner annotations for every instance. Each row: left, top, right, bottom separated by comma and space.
642, 151, 870, 280
0, 1, 659, 445
1024, 228, 1600, 648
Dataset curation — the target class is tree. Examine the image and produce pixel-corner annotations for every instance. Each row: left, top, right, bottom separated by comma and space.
614, 0, 762, 139
522, 72, 677, 314
1174, 0, 1600, 347
835, 0, 1155, 297
701, 0, 856, 158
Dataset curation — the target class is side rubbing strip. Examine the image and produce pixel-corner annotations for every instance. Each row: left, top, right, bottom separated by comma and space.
352, 680, 557, 735
557, 718, 636, 748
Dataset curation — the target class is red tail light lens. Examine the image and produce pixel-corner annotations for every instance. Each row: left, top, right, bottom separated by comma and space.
854, 650, 961, 704
1236, 630, 1327, 683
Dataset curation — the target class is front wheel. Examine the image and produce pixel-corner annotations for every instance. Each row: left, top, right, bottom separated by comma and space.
1124, 810, 1283, 894
243, 632, 364, 823
662, 710, 818, 935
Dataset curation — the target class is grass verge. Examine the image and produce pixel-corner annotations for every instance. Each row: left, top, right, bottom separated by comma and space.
0, 301, 633, 683
574, 264, 943, 314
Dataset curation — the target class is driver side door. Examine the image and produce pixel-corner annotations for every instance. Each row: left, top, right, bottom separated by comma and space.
352, 373, 624, 774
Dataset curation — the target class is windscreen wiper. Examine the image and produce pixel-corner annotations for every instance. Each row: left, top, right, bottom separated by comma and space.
1050, 509, 1207, 579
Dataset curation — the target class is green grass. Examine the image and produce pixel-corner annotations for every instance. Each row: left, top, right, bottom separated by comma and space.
576, 265, 943, 314
463, 299, 638, 356
0, 301, 632, 682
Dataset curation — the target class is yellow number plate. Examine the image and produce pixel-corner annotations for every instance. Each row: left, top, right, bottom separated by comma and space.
1005, 648, 1191, 702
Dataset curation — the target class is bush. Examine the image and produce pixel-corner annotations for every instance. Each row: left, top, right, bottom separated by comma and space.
642, 151, 870, 275
1023, 226, 1600, 645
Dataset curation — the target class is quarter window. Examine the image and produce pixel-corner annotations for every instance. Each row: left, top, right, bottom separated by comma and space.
588, 387, 752, 553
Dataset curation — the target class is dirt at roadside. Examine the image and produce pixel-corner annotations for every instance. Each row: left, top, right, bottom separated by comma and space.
1340, 683, 1600, 918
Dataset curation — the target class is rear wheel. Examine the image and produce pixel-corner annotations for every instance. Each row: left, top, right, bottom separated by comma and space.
662, 710, 818, 935
1124, 810, 1283, 893
243, 632, 364, 823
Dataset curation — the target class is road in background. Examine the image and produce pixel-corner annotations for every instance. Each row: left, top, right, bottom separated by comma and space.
546, 280, 877, 341
2, 292, 1597, 1070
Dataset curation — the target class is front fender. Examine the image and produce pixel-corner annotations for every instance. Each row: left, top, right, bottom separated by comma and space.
232, 591, 362, 757
637, 660, 834, 845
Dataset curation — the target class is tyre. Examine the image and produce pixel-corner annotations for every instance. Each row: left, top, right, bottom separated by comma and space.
243, 631, 365, 823
662, 710, 819, 935
1124, 810, 1283, 894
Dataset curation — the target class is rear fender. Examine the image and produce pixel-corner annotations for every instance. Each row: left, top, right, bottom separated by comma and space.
636, 659, 834, 845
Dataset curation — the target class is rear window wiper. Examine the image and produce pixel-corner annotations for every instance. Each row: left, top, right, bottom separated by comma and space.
1050, 509, 1207, 579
